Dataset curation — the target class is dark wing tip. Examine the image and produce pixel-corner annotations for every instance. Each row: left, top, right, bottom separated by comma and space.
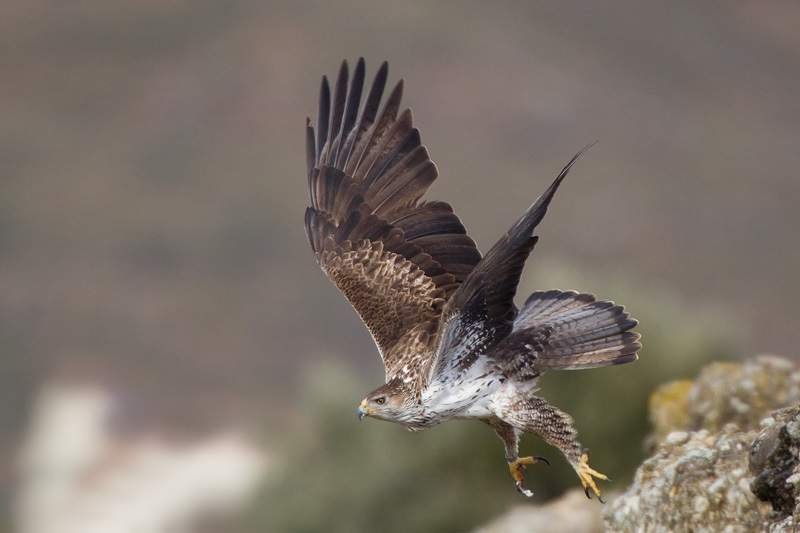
554, 141, 597, 185
514, 142, 598, 239
317, 76, 331, 156
305, 117, 316, 180
319, 75, 330, 103
544, 141, 597, 201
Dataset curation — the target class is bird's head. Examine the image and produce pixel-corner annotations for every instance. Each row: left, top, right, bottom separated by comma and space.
357, 377, 416, 423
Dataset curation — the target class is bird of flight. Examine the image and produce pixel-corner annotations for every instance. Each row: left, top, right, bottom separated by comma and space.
303, 58, 641, 500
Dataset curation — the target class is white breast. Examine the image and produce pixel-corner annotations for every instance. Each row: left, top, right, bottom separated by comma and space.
421, 361, 503, 420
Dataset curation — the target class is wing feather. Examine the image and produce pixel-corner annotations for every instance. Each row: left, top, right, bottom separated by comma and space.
341, 61, 388, 174
319, 240, 443, 362
316, 76, 330, 164
304, 59, 481, 378
428, 148, 593, 381
328, 60, 349, 157
351, 80, 404, 182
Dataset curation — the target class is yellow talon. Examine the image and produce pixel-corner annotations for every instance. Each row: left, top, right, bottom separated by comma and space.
576, 453, 609, 502
508, 455, 550, 497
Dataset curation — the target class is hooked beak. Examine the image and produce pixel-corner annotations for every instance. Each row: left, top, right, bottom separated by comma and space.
357, 400, 369, 421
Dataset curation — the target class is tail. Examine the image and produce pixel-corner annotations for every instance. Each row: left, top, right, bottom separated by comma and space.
510, 290, 641, 370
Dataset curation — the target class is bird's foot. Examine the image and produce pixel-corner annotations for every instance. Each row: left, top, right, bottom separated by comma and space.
508, 455, 550, 497
575, 452, 609, 503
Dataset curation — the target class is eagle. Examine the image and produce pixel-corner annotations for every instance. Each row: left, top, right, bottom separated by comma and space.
303, 58, 641, 500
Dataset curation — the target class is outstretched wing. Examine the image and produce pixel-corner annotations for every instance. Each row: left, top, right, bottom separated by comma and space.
305, 59, 482, 379
430, 148, 591, 380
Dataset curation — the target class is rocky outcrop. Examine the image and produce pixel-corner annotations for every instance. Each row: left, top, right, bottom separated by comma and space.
649, 356, 800, 438
605, 355, 800, 532
604, 424, 771, 532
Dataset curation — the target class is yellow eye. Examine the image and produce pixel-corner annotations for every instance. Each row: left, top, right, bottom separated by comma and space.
375, 397, 386, 405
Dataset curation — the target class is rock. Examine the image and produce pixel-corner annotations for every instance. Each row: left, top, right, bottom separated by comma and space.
648, 356, 800, 448
604, 424, 771, 532
687, 356, 800, 433
648, 380, 693, 445
474, 489, 605, 533
664, 430, 690, 446
749, 406, 800, 531
606, 356, 800, 533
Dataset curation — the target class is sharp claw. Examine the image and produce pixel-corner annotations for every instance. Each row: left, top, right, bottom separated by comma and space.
584, 486, 592, 499
515, 481, 534, 497
509, 456, 548, 497
598, 495, 606, 504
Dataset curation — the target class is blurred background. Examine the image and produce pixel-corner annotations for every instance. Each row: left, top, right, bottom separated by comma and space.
2, 1, 799, 531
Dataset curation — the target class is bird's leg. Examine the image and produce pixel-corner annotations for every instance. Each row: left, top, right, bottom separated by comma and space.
501, 396, 610, 502
486, 419, 549, 497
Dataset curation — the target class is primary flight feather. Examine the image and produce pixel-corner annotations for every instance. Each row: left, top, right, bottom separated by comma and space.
304, 58, 641, 499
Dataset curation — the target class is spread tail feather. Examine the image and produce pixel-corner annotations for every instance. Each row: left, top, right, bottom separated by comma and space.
509, 290, 641, 371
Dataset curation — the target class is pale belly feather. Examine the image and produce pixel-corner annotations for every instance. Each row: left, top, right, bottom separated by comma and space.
415, 359, 540, 426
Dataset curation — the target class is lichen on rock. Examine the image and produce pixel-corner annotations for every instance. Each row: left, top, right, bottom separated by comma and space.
686, 356, 800, 434
605, 424, 771, 532
648, 379, 693, 446
606, 355, 800, 533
